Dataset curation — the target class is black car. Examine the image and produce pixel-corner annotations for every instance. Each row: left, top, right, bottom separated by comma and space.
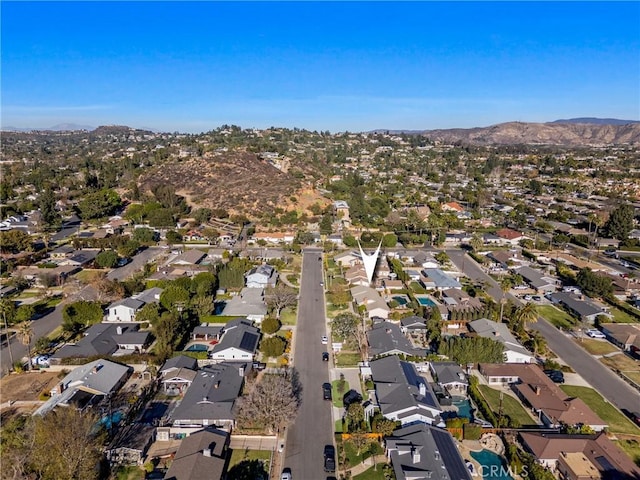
324, 445, 336, 473
322, 383, 332, 401
322, 351, 329, 362
544, 369, 565, 383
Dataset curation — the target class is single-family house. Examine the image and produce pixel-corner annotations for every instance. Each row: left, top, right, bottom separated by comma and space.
548, 292, 612, 323
478, 363, 607, 431
345, 265, 370, 286
163, 427, 229, 480
399, 316, 427, 334
245, 264, 278, 289
412, 252, 440, 269
334, 251, 362, 268
162, 367, 198, 396
514, 266, 559, 294
367, 321, 429, 359
420, 269, 462, 291
429, 362, 468, 395
57, 249, 100, 267
160, 355, 198, 377
600, 323, 640, 357
369, 355, 444, 427
350, 285, 390, 319
386, 423, 472, 480
170, 363, 246, 430
468, 319, 535, 363
519, 431, 640, 478
106, 298, 145, 323
170, 249, 207, 266
34, 359, 132, 416
496, 228, 528, 245
50, 323, 151, 364
209, 319, 260, 362
220, 288, 267, 323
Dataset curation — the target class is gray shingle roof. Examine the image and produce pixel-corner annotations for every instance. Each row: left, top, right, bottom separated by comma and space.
170, 363, 245, 425
367, 322, 428, 357
468, 318, 530, 358
210, 321, 260, 355
52, 323, 150, 360
164, 427, 229, 480
430, 362, 468, 386
161, 355, 198, 374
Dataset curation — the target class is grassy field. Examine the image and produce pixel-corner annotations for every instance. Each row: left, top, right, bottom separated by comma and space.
74, 269, 104, 283
538, 305, 576, 329
560, 385, 640, 435
600, 353, 640, 373
200, 315, 242, 324
575, 338, 619, 355
353, 465, 388, 480
477, 386, 536, 426
616, 438, 640, 467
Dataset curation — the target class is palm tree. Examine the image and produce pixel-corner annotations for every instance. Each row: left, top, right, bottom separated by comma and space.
470, 233, 483, 252
18, 321, 34, 370
514, 302, 538, 332
499, 277, 513, 324
527, 331, 547, 356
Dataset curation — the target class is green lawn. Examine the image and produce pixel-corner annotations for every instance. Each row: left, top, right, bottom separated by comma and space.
335, 352, 362, 367
409, 282, 427, 294
616, 438, 640, 467
332, 379, 350, 407
575, 338, 619, 355
279, 308, 297, 325
560, 385, 640, 435
353, 465, 388, 480
228, 449, 271, 468
335, 419, 344, 433
477, 385, 536, 426
200, 315, 242, 324
609, 306, 638, 323
538, 305, 576, 329
112, 466, 145, 480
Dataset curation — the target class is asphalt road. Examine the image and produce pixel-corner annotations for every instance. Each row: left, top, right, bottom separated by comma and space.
445, 248, 640, 414
284, 247, 334, 480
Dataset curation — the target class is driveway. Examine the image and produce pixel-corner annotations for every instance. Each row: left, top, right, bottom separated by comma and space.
445, 248, 640, 415
284, 247, 334, 480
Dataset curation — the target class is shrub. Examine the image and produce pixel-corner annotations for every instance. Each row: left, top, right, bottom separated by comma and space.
260, 336, 286, 357
261, 317, 281, 335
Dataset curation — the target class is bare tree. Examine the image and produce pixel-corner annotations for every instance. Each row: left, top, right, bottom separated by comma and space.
234, 374, 299, 434
265, 284, 298, 320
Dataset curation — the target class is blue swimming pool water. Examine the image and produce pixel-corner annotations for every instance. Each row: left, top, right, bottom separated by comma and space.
100, 411, 123, 429
452, 397, 472, 419
185, 344, 208, 352
392, 296, 409, 306
470, 450, 513, 479
417, 297, 436, 307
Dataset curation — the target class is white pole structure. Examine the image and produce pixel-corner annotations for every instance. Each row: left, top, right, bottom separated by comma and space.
357, 240, 382, 285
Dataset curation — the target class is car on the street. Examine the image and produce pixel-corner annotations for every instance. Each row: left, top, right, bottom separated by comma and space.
322, 351, 329, 361
523, 295, 533, 301
31, 354, 51, 367
281, 467, 292, 480
322, 383, 332, 401
320, 281, 324, 286
324, 445, 336, 473
278, 442, 285, 453
532, 295, 541, 301
586, 329, 606, 339
321, 335, 328, 345
604, 248, 617, 257
117, 257, 131, 267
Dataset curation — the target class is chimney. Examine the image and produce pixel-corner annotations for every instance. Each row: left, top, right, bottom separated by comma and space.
93, 364, 102, 374
215, 381, 220, 389
238, 367, 244, 377
411, 446, 421, 464
419, 383, 427, 396
58, 382, 65, 393
203, 448, 211, 457
535, 385, 541, 395
116, 326, 123, 335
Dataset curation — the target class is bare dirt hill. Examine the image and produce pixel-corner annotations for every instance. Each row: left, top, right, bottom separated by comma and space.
422, 121, 640, 146
138, 150, 309, 217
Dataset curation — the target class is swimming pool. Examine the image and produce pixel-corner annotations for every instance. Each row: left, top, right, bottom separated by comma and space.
392, 295, 409, 306
416, 296, 436, 307
185, 344, 209, 352
100, 411, 123, 429
470, 450, 513, 479
452, 397, 472, 419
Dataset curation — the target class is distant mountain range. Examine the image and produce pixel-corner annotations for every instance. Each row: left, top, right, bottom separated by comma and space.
550, 117, 640, 126
1, 123, 95, 132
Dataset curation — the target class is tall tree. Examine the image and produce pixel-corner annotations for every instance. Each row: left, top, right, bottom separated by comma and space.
234, 374, 299, 434
499, 277, 513, 324
17, 321, 34, 370
603, 204, 634, 241
39, 186, 59, 226
265, 284, 298, 320
514, 302, 538, 332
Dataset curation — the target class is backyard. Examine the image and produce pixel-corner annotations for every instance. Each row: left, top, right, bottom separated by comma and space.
560, 385, 640, 435
477, 385, 536, 426
538, 305, 576, 329
227, 449, 271, 479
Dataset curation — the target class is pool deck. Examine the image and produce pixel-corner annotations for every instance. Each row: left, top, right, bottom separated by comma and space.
459, 435, 510, 479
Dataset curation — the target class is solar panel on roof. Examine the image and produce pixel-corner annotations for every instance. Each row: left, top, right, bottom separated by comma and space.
239, 332, 258, 352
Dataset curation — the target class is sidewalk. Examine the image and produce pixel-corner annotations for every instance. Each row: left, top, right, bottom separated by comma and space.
346, 454, 387, 477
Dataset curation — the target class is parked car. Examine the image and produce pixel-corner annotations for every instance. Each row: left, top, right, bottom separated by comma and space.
281, 467, 292, 480
252, 361, 267, 370
544, 369, 565, 383
324, 445, 336, 473
322, 383, 332, 401
586, 329, 606, 339
321, 335, 328, 345
322, 351, 329, 362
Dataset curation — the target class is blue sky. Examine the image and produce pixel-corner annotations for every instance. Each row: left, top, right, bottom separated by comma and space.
2, 1, 639, 133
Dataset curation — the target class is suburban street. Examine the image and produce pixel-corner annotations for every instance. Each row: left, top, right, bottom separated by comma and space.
284, 247, 334, 480
446, 248, 640, 414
